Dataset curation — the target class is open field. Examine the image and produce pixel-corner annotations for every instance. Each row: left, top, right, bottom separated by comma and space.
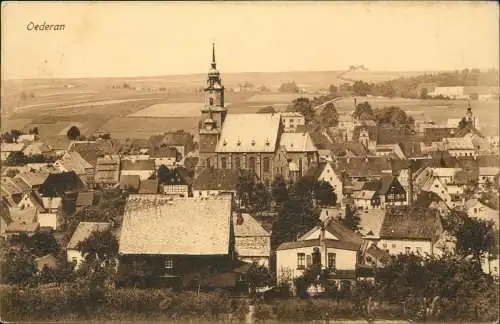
128, 102, 206, 118
335, 97, 499, 137
96, 117, 199, 139
246, 93, 317, 103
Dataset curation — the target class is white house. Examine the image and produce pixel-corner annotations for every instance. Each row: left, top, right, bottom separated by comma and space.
67, 222, 111, 269
478, 167, 499, 189
233, 213, 271, 267
465, 199, 499, 226
304, 162, 343, 205
443, 137, 476, 157
1, 143, 25, 161
280, 112, 305, 133
120, 159, 156, 181
275, 218, 364, 290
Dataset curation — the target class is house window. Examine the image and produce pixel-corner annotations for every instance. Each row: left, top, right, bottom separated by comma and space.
206, 158, 211, 168
474, 208, 478, 213
72, 257, 78, 264
249, 157, 256, 170
327, 253, 336, 269
209, 97, 214, 105
297, 253, 305, 270
382, 243, 387, 249
263, 157, 270, 172
235, 157, 241, 169
306, 255, 312, 267
221, 157, 227, 169
405, 247, 411, 254
165, 257, 173, 269
392, 243, 396, 249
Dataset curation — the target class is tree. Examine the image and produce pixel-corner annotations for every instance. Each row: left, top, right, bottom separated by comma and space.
245, 263, 273, 296
342, 204, 360, 231
374, 106, 414, 127
352, 81, 372, 96
278, 81, 299, 93
236, 173, 256, 210
271, 181, 317, 249
288, 97, 315, 123
157, 165, 174, 184
76, 228, 119, 270
453, 216, 496, 263
353, 102, 374, 120
10, 129, 23, 142
320, 102, 339, 127
1, 132, 14, 143
29, 127, 39, 135
251, 182, 271, 214
314, 181, 337, 206
66, 126, 81, 140
420, 87, 429, 99
328, 84, 338, 94
5, 151, 27, 166
271, 176, 289, 205
257, 106, 276, 114
1, 250, 37, 285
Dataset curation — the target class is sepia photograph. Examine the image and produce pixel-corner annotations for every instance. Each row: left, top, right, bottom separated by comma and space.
0, 1, 499, 322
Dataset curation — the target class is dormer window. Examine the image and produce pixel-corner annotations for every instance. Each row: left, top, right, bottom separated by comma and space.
209, 98, 214, 105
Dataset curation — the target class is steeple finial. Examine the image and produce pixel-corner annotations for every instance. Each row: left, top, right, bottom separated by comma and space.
211, 42, 216, 67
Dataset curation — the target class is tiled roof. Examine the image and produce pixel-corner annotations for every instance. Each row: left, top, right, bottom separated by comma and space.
119, 175, 141, 190
234, 213, 270, 237
23, 142, 51, 155
119, 195, 232, 255
333, 156, 392, 178
44, 137, 71, 151
121, 159, 156, 171
215, 113, 281, 153
444, 137, 475, 150
380, 194, 442, 240
330, 142, 368, 157
76, 191, 95, 207
353, 190, 377, 200
6, 208, 39, 233
15, 170, 50, 188
479, 167, 499, 176
358, 209, 385, 239
138, 179, 158, 194
1, 177, 24, 196
1, 143, 26, 152
365, 245, 391, 264
193, 168, 253, 191
279, 132, 317, 152
57, 151, 93, 173
68, 141, 117, 166
67, 222, 111, 250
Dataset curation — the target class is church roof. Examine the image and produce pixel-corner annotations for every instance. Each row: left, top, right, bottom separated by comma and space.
215, 113, 281, 153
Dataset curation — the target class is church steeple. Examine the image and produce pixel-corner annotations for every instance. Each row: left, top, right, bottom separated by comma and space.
211, 42, 216, 68
199, 43, 227, 136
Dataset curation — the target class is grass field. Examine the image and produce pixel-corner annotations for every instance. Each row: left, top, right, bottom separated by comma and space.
127, 102, 204, 118
96, 117, 199, 139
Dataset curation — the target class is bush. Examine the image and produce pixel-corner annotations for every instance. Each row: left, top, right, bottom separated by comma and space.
0, 285, 248, 322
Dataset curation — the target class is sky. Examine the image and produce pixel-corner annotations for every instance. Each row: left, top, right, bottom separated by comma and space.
1, 1, 499, 79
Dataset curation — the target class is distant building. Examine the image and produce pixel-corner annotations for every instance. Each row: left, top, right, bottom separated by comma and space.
280, 112, 305, 133
94, 155, 121, 188
120, 159, 156, 181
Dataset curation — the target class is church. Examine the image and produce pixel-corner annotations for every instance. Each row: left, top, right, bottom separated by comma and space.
196, 44, 319, 184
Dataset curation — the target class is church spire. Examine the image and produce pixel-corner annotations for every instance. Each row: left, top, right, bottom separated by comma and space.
211, 42, 216, 68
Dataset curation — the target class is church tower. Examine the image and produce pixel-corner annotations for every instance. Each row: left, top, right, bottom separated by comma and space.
198, 43, 227, 170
